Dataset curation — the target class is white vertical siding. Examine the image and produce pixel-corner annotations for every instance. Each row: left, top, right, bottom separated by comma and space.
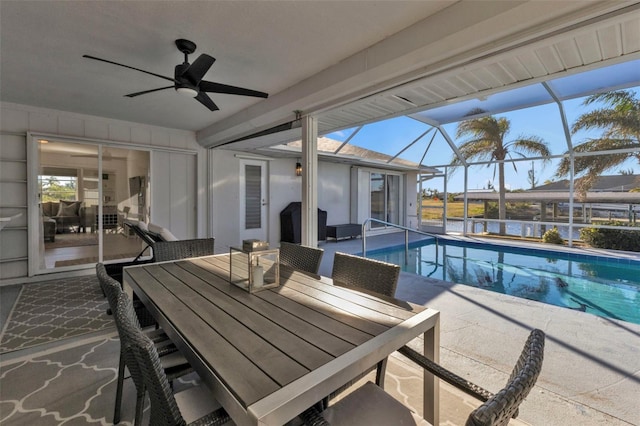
0, 102, 203, 283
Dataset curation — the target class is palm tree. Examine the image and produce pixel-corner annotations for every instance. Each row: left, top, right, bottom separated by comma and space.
452, 114, 551, 235
556, 90, 640, 196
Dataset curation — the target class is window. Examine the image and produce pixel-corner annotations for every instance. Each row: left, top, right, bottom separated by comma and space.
39, 168, 78, 202
245, 165, 262, 229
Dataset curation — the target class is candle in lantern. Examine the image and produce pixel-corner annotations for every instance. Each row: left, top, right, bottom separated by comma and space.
252, 265, 264, 288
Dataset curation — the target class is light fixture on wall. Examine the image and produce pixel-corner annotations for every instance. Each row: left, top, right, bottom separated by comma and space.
295, 162, 302, 177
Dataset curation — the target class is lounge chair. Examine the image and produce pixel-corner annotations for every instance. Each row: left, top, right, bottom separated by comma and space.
124, 219, 162, 261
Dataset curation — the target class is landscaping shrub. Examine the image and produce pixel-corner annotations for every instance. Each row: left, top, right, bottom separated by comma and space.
542, 227, 564, 244
580, 222, 640, 252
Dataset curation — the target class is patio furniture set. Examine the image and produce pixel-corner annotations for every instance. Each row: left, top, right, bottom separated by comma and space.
97, 229, 545, 425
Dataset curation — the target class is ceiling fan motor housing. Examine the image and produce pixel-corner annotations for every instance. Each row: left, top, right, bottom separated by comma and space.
174, 63, 198, 93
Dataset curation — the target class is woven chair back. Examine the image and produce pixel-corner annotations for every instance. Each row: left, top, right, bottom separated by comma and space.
114, 292, 185, 426
280, 242, 324, 274
331, 252, 400, 298
96, 263, 123, 315
466, 329, 546, 426
112, 292, 148, 401
153, 238, 215, 262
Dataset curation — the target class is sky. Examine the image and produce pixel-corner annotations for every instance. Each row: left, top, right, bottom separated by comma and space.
325, 79, 639, 194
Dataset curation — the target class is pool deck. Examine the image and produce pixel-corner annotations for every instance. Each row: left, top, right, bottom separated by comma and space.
318, 231, 640, 425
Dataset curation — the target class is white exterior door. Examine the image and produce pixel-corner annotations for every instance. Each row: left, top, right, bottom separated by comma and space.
239, 159, 268, 242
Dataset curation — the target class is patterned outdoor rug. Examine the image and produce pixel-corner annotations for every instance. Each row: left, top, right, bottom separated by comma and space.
0, 335, 480, 426
0, 276, 114, 354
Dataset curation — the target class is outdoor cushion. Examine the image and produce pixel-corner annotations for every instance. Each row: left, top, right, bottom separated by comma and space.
57, 200, 81, 217
41, 201, 56, 217
148, 223, 179, 241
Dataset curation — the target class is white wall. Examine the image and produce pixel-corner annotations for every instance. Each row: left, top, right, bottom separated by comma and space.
0, 102, 205, 283
209, 149, 241, 253
151, 151, 197, 240
318, 162, 351, 225
211, 149, 359, 251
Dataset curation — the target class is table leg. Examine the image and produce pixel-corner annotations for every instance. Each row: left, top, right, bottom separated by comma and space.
122, 273, 134, 299
423, 314, 440, 424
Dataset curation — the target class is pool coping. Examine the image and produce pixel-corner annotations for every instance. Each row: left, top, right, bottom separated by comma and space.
363, 233, 640, 267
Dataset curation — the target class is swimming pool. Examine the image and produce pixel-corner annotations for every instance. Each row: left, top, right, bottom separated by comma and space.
365, 239, 640, 325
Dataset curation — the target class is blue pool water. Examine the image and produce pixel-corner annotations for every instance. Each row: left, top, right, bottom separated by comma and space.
366, 239, 640, 325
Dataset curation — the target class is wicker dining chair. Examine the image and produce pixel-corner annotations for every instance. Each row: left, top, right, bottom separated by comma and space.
152, 238, 215, 262
330, 252, 401, 389
331, 252, 400, 299
302, 329, 546, 426
279, 241, 324, 274
119, 295, 232, 426
97, 264, 194, 425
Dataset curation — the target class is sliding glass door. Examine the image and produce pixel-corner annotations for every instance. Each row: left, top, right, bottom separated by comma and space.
370, 172, 402, 229
36, 140, 149, 272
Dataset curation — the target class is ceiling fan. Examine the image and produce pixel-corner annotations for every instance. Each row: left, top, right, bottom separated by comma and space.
83, 39, 269, 111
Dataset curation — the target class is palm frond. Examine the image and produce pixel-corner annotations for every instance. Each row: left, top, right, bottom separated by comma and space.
582, 90, 637, 108
556, 90, 640, 194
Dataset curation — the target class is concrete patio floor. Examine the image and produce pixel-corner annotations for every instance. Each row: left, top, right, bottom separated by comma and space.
317, 232, 640, 425
2, 232, 637, 425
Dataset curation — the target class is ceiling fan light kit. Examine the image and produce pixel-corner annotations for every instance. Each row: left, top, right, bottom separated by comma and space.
176, 87, 198, 98
84, 39, 268, 111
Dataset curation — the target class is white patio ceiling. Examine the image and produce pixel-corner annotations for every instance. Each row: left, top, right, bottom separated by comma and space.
206, 1, 640, 151
1, 1, 639, 152
301, 7, 640, 150
318, 9, 640, 133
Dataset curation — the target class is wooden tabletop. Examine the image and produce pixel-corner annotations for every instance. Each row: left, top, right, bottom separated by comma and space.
124, 254, 440, 426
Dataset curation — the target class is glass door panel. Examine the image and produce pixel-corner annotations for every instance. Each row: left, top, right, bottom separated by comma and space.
386, 175, 400, 224
39, 141, 98, 270
370, 172, 385, 228
370, 172, 402, 229
38, 141, 150, 272
101, 147, 150, 265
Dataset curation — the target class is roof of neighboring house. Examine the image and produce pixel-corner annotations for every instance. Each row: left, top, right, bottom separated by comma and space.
267, 137, 441, 173
455, 191, 640, 203
531, 175, 640, 192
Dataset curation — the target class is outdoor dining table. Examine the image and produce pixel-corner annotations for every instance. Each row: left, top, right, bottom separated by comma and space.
123, 253, 440, 426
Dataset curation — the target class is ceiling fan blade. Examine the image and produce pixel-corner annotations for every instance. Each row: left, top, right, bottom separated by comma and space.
199, 80, 268, 98
83, 55, 177, 83
195, 92, 219, 111
125, 86, 174, 97
182, 54, 215, 85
